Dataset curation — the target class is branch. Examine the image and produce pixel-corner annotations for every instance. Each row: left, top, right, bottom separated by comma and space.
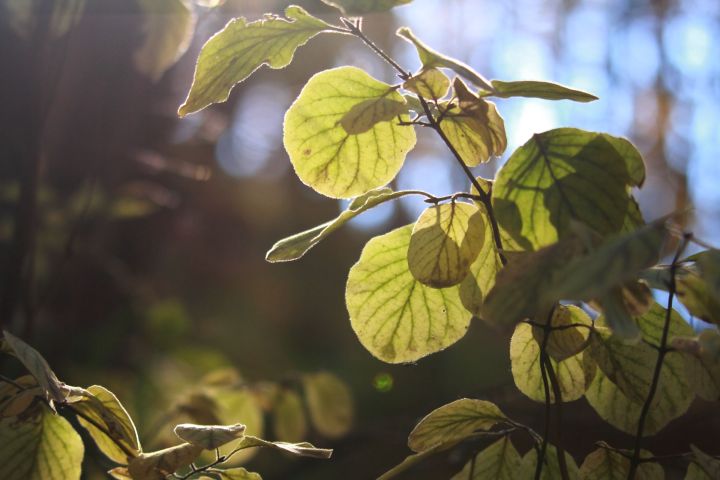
626, 233, 691, 479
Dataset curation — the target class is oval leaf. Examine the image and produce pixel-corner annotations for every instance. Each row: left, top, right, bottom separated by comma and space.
490, 79, 598, 102
408, 398, 506, 453
174, 423, 246, 450
346, 225, 471, 363
2, 331, 66, 404
532, 305, 592, 361
273, 390, 307, 443
179, 6, 333, 116
403, 68, 450, 100
408, 201, 486, 287
284, 66, 416, 198
579, 447, 663, 480
303, 372, 353, 439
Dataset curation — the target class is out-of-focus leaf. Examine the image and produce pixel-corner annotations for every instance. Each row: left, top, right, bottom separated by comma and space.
284, 66, 415, 198
302, 372, 352, 439
490, 80, 598, 102
346, 225, 471, 363
216, 468, 263, 480
532, 305, 592, 361
213, 389, 264, 465
174, 423, 246, 449
179, 6, 334, 115
266, 188, 425, 262
0, 404, 84, 480
272, 389, 307, 442
320, 0, 413, 15
408, 398, 506, 453
403, 68, 450, 100
134, 0, 196, 81
408, 201, 486, 287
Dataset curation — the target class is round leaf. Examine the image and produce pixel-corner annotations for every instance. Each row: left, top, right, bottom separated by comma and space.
284, 66, 416, 199
346, 225, 471, 363
303, 372, 352, 439
273, 389, 308, 442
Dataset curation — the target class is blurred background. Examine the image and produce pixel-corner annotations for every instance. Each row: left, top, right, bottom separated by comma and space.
1, 0, 719, 478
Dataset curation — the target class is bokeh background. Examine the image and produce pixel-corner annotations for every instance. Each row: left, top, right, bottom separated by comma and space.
1, 0, 719, 478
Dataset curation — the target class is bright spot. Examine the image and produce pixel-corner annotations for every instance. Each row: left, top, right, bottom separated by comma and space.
373, 372, 394, 392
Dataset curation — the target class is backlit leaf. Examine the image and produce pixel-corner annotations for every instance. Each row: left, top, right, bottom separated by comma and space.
72, 385, 141, 465
520, 444, 580, 480
266, 188, 424, 262
320, 0, 413, 15
579, 447, 663, 480
408, 398, 506, 453
217, 468, 263, 480
408, 201, 486, 287
510, 322, 596, 403
490, 79, 598, 102
378, 442, 453, 480
174, 423, 246, 449
213, 388, 264, 465
450, 436, 523, 480
179, 6, 334, 115
397, 27, 493, 91
134, 0, 196, 81
273, 389, 307, 443
532, 305, 592, 361
234, 435, 332, 459
284, 66, 416, 198
303, 372, 353, 439
128, 443, 203, 479
492, 128, 645, 252
340, 96, 409, 134
403, 68, 450, 100
2, 331, 66, 404
0, 405, 84, 480
438, 79, 507, 166
346, 225, 471, 363
676, 269, 720, 325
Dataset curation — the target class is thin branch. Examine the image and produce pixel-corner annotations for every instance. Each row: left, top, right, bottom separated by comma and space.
627, 233, 691, 479
543, 355, 570, 480
341, 19, 411, 80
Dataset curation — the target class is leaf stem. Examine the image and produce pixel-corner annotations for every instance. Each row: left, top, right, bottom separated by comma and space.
340, 19, 411, 80
626, 233, 691, 479
543, 355, 570, 480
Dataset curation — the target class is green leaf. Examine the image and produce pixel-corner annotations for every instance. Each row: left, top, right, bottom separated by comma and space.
217, 468, 263, 480
234, 435, 332, 459
510, 322, 596, 403
134, 0, 196, 81
213, 389, 264, 465
266, 188, 424, 262
72, 385, 141, 464
451, 436, 523, 480
687, 445, 720, 479
694, 249, 720, 298
520, 444, 580, 480
173, 423, 246, 450
407, 398, 506, 453
128, 443, 203, 480
397, 27, 493, 91
532, 305, 592, 361
346, 225, 471, 363
490, 80, 598, 102
0, 405, 84, 480
302, 372, 353, 439
403, 68, 450, 100
579, 447, 663, 480
378, 442, 454, 480
284, 66, 416, 198
320, 0, 413, 15
676, 268, 720, 325
2, 331, 66, 405
178, 6, 334, 116
438, 78, 507, 166
675, 329, 720, 401
492, 128, 645, 252
273, 389, 307, 443
458, 203, 503, 319
340, 96, 409, 135
408, 201, 486, 287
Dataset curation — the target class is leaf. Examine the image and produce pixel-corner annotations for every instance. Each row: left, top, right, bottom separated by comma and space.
397, 27, 493, 91
490, 80, 598, 102
134, 0, 196, 81
178, 6, 334, 116
437, 79, 506, 167
520, 444, 580, 480
284, 66, 416, 198
2, 331, 66, 405
687, 445, 720, 479
340, 96, 409, 135
451, 436, 523, 480
532, 305, 592, 361
213, 389, 264, 465
676, 268, 720, 325
675, 329, 720, 401
266, 188, 424, 262
0, 405, 84, 480
403, 68, 450, 100
694, 249, 720, 298
408, 201, 486, 287
273, 390, 307, 443
128, 443, 203, 480
407, 398, 506, 453
378, 441, 456, 480
234, 435, 332, 459
216, 468, 263, 480
72, 385, 141, 465
458, 203, 503, 319
510, 322, 596, 403
492, 128, 645, 252
320, 0, 413, 15
302, 372, 353, 439
579, 447, 663, 480
174, 423, 246, 449
346, 225, 471, 363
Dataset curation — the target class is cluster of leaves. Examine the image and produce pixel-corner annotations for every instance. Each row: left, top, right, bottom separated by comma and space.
178, 0, 720, 478
0, 331, 350, 479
